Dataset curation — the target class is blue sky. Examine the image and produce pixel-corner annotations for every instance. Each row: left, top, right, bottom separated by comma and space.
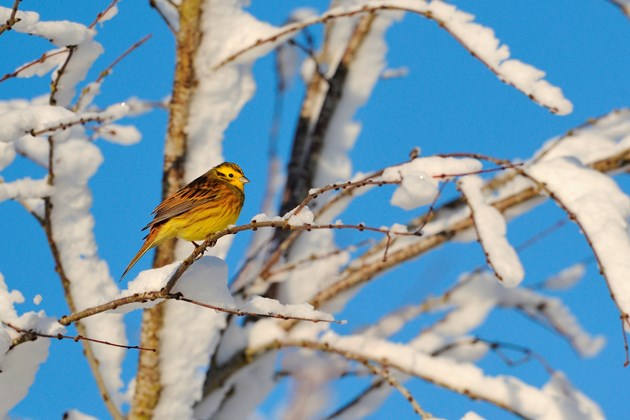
1, 0, 629, 418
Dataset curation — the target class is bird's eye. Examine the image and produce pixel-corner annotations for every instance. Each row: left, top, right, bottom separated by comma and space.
229, 173, 234, 178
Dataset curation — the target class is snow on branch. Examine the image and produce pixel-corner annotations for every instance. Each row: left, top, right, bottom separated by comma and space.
60, 257, 340, 326
249, 333, 602, 419
458, 175, 524, 287
0, 274, 63, 417
213, 0, 572, 114
0, 178, 53, 203
527, 158, 630, 330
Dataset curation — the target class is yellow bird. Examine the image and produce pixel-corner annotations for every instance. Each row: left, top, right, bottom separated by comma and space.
121, 162, 249, 279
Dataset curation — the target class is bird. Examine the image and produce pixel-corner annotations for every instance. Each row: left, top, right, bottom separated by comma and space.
121, 162, 249, 279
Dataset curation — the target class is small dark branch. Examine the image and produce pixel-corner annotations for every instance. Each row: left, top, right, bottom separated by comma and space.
30, 114, 115, 137
59, 286, 343, 326
4, 322, 155, 352
359, 361, 429, 418
247, 339, 526, 418
149, 0, 178, 34
287, 39, 328, 81
412, 181, 448, 234
0, 0, 21, 36
168, 293, 344, 324
75, 34, 152, 110
521, 165, 630, 346
430, 336, 555, 375
265, 239, 372, 278
326, 379, 386, 419
516, 218, 568, 253
49, 45, 77, 106
59, 290, 164, 326
0, 49, 69, 84
89, 0, 120, 28
621, 316, 630, 367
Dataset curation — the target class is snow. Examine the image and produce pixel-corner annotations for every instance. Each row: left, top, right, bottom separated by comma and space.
0, 274, 63, 417
319, 330, 601, 419
459, 175, 524, 287
411, 272, 604, 358
528, 158, 630, 325
0, 142, 16, 170
97, 123, 142, 145
382, 156, 482, 210
64, 410, 98, 420
540, 263, 585, 291
242, 296, 334, 322
0, 177, 53, 203
14, 49, 68, 78
154, 258, 231, 419
422, 0, 572, 114
313, 9, 403, 188
51, 133, 127, 405
286, 206, 315, 225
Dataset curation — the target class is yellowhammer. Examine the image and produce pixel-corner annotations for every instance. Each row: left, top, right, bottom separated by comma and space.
121, 162, 249, 279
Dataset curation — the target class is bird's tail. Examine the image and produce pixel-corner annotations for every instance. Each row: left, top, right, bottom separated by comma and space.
121, 229, 159, 280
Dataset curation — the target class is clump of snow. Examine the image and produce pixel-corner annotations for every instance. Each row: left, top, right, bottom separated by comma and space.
528, 158, 630, 325
0, 142, 16, 170
14, 49, 68, 79
381, 156, 482, 210
154, 257, 232, 419
286, 206, 315, 225
98, 124, 142, 145
423, 0, 572, 114
242, 296, 335, 322
0, 273, 64, 417
540, 263, 585, 291
0, 177, 54, 204
459, 175, 524, 287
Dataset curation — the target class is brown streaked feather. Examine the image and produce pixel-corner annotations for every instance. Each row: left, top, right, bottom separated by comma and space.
142, 175, 243, 231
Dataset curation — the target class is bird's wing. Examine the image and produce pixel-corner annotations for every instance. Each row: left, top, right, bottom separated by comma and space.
142, 177, 223, 230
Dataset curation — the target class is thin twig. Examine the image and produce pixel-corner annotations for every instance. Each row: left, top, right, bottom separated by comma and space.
58, 289, 342, 326
0, 0, 21, 36
89, 0, 120, 28
74, 34, 152, 110
0, 49, 69, 84
4, 322, 155, 352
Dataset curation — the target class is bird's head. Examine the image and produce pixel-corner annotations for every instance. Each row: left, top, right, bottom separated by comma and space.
212, 162, 250, 191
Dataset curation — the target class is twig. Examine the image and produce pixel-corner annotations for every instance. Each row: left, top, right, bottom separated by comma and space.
430, 336, 555, 375
89, 0, 120, 28
49, 45, 77, 106
244, 339, 527, 418
41, 130, 123, 419
58, 289, 343, 326
0, 49, 69, 84
0, 0, 21, 36
4, 322, 154, 352
74, 34, 152, 110
305, 148, 630, 315
213, 4, 568, 113
150, 0, 178, 34
359, 362, 429, 418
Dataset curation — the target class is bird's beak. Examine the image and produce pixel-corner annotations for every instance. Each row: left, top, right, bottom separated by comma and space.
240, 176, 250, 184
